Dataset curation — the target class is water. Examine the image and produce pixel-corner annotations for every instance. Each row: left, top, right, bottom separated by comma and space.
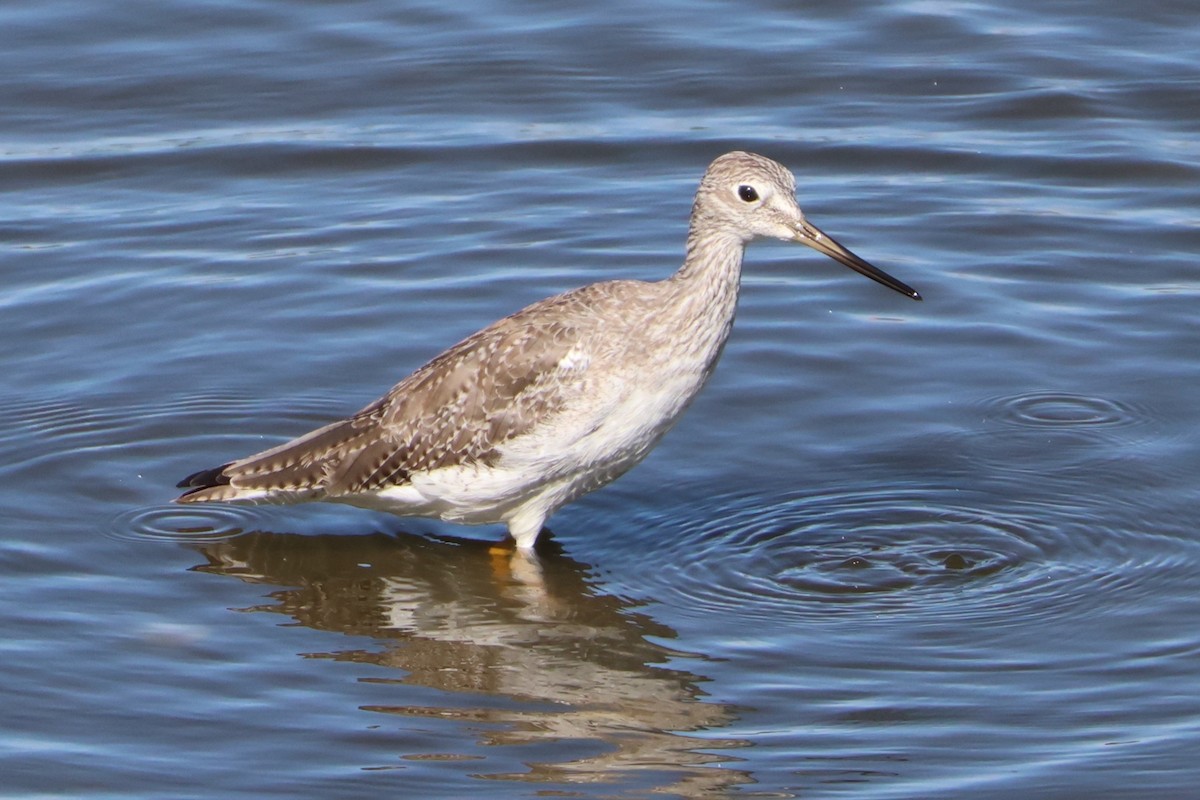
2, 1, 1198, 797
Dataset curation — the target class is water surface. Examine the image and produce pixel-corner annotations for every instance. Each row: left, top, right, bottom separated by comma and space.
2, 0, 1199, 797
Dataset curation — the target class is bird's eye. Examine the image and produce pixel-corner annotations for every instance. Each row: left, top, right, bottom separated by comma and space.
737, 184, 759, 203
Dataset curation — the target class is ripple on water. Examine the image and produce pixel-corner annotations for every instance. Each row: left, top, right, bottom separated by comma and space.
0, 389, 348, 468
979, 390, 1152, 433
108, 503, 265, 543
623, 481, 1194, 629
0, 389, 347, 531
925, 389, 1169, 512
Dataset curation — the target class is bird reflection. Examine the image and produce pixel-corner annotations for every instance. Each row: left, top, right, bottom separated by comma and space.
191, 529, 750, 793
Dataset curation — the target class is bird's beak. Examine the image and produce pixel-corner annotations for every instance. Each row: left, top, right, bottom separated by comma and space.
793, 217, 921, 301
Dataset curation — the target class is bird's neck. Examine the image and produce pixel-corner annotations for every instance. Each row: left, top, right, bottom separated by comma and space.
670, 221, 746, 313
656, 222, 747, 376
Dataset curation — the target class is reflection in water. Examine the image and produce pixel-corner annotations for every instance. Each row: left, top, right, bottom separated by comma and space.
192, 530, 750, 794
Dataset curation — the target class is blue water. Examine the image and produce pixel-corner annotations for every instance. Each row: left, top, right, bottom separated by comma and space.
2, 1, 1199, 797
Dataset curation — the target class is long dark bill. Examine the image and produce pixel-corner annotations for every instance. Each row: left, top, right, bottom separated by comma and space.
794, 218, 921, 301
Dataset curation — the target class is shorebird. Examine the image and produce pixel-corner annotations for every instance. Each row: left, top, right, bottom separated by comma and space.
176, 151, 920, 552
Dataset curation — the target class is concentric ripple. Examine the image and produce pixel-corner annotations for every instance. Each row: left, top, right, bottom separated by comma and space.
0, 389, 350, 528
980, 391, 1149, 432
614, 480, 1196, 628
109, 503, 265, 543
0, 389, 348, 476
649, 487, 1046, 623
941, 390, 1166, 495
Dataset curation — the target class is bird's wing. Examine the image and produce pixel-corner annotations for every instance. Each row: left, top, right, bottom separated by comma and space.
323, 310, 585, 494
176, 287, 614, 503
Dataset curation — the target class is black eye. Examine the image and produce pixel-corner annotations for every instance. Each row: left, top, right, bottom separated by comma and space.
737, 184, 759, 203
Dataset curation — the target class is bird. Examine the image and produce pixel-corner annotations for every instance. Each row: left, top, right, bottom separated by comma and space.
176, 151, 920, 553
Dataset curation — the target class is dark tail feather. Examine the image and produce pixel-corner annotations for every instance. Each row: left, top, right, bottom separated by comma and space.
176, 462, 233, 496
173, 416, 375, 504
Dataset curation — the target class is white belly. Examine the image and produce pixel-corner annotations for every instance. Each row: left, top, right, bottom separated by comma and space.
338, 363, 703, 528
